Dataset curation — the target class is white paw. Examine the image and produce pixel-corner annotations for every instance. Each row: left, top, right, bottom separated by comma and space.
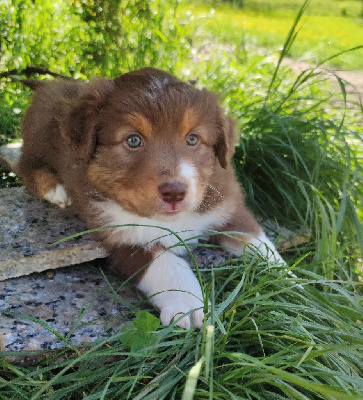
44, 184, 72, 208
249, 234, 303, 287
158, 292, 205, 329
248, 233, 286, 265
137, 251, 206, 330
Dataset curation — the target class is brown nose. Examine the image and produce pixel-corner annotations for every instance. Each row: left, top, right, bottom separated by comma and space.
158, 182, 187, 203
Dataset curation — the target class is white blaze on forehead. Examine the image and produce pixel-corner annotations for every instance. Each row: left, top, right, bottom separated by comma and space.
179, 160, 197, 204
179, 161, 197, 179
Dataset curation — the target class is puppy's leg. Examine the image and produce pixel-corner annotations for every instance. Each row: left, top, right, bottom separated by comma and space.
21, 166, 71, 209
138, 251, 205, 329
215, 205, 285, 264
109, 245, 205, 329
237, 231, 285, 264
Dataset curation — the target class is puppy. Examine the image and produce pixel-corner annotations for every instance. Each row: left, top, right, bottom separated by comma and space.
18, 67, 284, 329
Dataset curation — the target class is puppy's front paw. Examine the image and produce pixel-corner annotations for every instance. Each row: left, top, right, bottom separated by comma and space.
136, 250, 206, 330
158, 292, 205, 329
44, 184, 72, 208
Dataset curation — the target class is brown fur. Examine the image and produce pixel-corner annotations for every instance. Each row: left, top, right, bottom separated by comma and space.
18, 67, 262, 284
107, 244, 160, 282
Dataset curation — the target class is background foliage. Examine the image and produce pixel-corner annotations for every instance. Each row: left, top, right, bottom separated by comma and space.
1, 0, 192, 77
0, 0, 193, 146
190, 0, 363, 69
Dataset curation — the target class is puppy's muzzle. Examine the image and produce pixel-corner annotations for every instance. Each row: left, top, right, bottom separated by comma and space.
158, 182, 187, 203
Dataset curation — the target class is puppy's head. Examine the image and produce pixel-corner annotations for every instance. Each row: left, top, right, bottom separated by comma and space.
62, 68, 236, 218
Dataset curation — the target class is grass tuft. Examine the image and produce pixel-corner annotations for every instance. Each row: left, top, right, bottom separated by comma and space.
1, 255, 363, 399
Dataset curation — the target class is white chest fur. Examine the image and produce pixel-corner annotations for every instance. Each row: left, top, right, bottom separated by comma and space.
93, 200, 229, 254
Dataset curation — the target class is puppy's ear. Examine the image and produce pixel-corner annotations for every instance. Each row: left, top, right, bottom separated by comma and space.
61, 78, 115, 162
214, 110, 237, 169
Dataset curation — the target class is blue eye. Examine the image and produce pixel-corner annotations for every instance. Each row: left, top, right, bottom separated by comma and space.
126, 134, 143, 148
186, 133, 199, 146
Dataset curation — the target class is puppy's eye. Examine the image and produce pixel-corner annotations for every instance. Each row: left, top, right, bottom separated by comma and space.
186, 133, 199, 146
126, 134, 143, 149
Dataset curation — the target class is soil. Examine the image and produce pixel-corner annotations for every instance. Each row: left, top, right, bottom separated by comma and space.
282, 58, 363, 109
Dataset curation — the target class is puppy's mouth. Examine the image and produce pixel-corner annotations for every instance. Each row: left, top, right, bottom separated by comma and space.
158, 181, 191, 217
160, 200, 186, 216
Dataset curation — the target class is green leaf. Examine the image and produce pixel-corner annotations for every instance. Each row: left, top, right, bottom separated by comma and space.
134, 311, 160, 333
120, 323, 138, 347
131, 334, 158, 353
120, 312, 160, 354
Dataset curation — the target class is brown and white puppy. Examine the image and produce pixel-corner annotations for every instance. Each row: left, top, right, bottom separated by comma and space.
18, 67, 284, 329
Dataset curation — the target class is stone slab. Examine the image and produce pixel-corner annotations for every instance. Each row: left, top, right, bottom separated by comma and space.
0, 183, 308, 282
0, 263, 137, 363
0, 186, 107, 281
0, 247, 233, 363
0, 185, 308, 282
262, 219, 309, 251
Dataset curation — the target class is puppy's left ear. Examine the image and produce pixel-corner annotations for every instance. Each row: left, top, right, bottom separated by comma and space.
214, 110, 237, 169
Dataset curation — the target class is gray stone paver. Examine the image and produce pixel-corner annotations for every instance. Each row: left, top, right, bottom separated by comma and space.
0, 186, 107, 281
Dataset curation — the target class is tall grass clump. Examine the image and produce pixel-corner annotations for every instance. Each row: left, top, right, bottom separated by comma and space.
186, 0, 363, 281
1, 258, 363, 399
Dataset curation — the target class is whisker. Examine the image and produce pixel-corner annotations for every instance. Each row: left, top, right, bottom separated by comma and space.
205, 183, 224, 201
196, 183, 225, 212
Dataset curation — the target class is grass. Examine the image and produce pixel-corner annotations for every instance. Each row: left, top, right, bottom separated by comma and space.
186, 0, 363, 70
1, 253, 363, 399
185, 4, 363, 277
1, 0, 363, 398
203, 0, 363, 17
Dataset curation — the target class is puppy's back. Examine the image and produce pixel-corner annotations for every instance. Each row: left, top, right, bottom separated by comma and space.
18, 80, 87, 190
22, 80, 86, 137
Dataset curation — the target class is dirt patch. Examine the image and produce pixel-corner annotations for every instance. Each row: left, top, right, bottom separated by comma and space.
282, 58, 363, 109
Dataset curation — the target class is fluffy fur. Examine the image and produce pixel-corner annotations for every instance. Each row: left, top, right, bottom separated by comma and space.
18, 67, 284, 329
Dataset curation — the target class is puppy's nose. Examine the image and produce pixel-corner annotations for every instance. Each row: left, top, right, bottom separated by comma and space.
158, 182, 187, 203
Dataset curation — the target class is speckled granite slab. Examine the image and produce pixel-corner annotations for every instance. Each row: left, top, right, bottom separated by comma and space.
0, 186, 307, 282
0, 263, 138, 363
0, 247, 232, 363
0, 186, 107, 280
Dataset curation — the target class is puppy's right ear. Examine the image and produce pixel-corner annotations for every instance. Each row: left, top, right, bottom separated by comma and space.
60, 78, 115, 162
